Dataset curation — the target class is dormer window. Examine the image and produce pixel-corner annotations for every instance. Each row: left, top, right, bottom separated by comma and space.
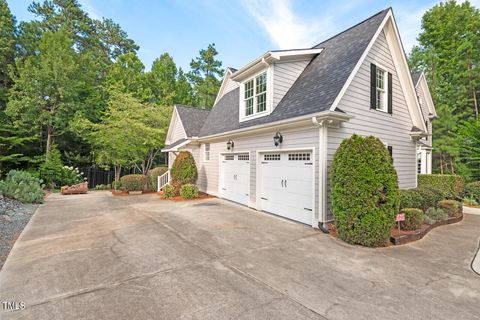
243, 72, 267, 117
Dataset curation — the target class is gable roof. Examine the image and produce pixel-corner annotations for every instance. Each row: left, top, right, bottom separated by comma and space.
199, 9, 389, 137
411, 71, 422, 86
175, 105, 210, 137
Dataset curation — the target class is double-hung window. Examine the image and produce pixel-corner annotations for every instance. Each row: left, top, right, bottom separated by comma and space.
376, 68, 387, 112
370, 63, 392, 114
244, 72, 267, 117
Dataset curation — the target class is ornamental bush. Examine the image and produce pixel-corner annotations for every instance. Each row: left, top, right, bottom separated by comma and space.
437, 199, 462, 217
464, 181, 480, 203
415, 187, 444, 211
180, 184, 198, 199
399, 189, 423, 210
120, 174, 146, 192
39, 147, 83, 188
147, 166, 168, 191
418, 174, 464, 199
399, 208, 423, 231
171, 151, 198, 186
0, 170, 44, 203
330, 135, 399, 247
163, 184, 175, 198
425, 207, 448, 222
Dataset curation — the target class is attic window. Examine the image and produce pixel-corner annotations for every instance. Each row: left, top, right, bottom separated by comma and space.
243, 72, 267, 117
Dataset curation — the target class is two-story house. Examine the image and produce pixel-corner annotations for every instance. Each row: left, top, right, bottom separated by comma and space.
162, 8, 436, 229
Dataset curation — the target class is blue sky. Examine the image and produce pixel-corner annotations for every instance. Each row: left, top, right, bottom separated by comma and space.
8, 0, 480, 72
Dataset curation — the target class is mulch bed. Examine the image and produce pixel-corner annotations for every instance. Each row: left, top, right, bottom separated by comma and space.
110, 190, 159, 196
0, 197, 38, 270
327, 213, 464, 246
159, 191, 215, 201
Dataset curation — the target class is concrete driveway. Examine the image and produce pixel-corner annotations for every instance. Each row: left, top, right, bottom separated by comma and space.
1, 192, 479, 320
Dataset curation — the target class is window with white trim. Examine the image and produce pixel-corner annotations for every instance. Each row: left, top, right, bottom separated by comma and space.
264, 154, 280, 161
243, 72, 267, 117
376, 67, 388, 112
417, 152, 422, 174
204, 143, 210, 161
238, 154, 249, 161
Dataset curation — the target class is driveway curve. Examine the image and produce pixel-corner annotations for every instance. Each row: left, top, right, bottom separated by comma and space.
1, 191, 480, 320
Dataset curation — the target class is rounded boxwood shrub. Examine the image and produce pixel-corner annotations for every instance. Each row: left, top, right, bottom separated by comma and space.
416, 187, 444, 211
464, 181, 480, 203
399, 208, 423, 231
0, 170, 44, 203
437, 199, 462, 217
180, 184, 198, 199
171, 151, 198, 186
330, 135, 400, 247
147, 166, 168, 191
425, 207, 447, 222
163, 184, 175, 198
399, 189, 423, 210
418, 174, 464, 199
120, 174, 146, 192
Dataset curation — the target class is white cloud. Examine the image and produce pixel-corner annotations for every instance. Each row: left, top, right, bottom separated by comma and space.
241, 0, 329, 49
78, 0, 102, 20
394, 5, 427, 53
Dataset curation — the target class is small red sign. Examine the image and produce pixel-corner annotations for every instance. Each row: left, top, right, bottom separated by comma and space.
396, 213, 405, 222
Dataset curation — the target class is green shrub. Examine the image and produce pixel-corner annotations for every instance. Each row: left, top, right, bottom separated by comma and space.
171, 151, 198, 186
180, 184, 198, 199
120, 174, 146, 192
463, 196, 479, 207
425, 207, 448, 222
112, 180, 122, 190
423, 214, 436, 225
147, 166, 168, 191
415, 187, 444, 211
418, 174, 464, 199
330, 135, 399, 247
437, 199, 462, 217
39, 147, 83, 188
163, 184, 176, 198
399, 208, 423, 231
0, 170, 44, 203
94, 184, 111, 190
399, 189, 423, 210
464, 181, 480, 203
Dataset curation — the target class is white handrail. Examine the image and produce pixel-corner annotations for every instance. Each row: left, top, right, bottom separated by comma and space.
157, 170, 170, 191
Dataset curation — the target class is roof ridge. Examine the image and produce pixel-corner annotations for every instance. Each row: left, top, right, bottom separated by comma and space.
312, 8, 390, 49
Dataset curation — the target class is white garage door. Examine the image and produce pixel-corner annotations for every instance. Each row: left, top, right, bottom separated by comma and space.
259, 151, 313, 225
220, 153, 250, 206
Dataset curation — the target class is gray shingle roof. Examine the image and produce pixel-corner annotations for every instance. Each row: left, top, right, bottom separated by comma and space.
411, 71, 422, 85
198, 8, 390, 137
162, 138, 187, 151
175, 105, 210, 137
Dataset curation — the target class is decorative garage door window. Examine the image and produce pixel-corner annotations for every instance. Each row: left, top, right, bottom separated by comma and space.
288, 153, 310, 161
238, 154, 249, 161
225, 155, 234, 160
264, 154, 281, 161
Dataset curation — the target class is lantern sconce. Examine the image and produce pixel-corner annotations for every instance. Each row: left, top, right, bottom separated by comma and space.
273, 132, 283, 147
226, 139, 234, 150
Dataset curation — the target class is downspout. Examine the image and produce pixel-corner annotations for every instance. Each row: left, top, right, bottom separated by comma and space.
312, 117, 329, 233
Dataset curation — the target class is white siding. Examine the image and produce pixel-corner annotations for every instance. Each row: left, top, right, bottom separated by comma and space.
273, 60, 309, 108
172, 117, 186, 142
193, 125, 320, 221
326, 30, 417, 218
223, 77, 239, 95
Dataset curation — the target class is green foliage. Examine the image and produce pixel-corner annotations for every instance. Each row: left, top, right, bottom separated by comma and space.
94, 184, 111, 190
464, 181, 480, 202
456, 120, 480, 180
39, 147, 83, 188
111, 180, 122, 190
399, 189, 423, 210
415, 186, 445, 211
400, 208, 424, 231
437, 199, 462, 217
171, 151, 198, 186
409, 1, 480, 177
418, 174, 464, 199
0, 0, 16, 109
120, 174, 146, 192
180, 184, 198, 199
147, 166, 168, 191
425, 207, 448, 222
0, 170, 44, 203
188, 43, 224, 108
330, 135, 399, 247
162, 184, 176, 198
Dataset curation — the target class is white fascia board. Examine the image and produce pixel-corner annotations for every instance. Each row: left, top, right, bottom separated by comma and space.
418, 73, 437, 117
165, 106, 187, 145
270, 48, 323, 61
161, 139, 191, 152
214, 68, 234, 106
328, 9, 427, 133
198, 111, 352, 142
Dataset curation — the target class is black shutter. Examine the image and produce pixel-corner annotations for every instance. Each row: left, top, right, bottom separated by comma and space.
370, 64, 377, 109
387, 146, 393, 158
387, 72, 393, 114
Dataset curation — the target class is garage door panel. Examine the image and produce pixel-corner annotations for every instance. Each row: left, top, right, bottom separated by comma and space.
220, 154, 250, 206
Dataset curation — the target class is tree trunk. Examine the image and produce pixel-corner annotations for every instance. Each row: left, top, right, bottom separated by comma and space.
114, 165, 121, 181
440, 156, 444, 174
473, 89, 478, 119
45, 125, 53, 159
450, 158, 455, 174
